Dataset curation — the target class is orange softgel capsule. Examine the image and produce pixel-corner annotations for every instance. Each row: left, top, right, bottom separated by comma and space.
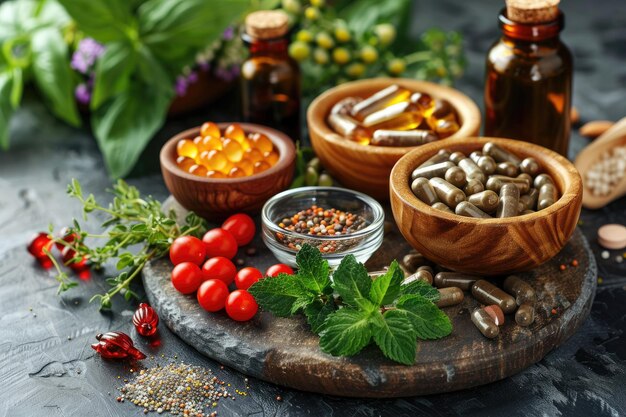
177, 139, 198, 159
207, 170, 226, 179
205, 150, 228, 171
201, 122, 221, 138
229, 167, 246, 178
224, 124, 246, 143
176, 156, 196, 172
253, 160, 271, 173
223, 139, 244, 162
189, 164, 208, 177
237, 158, 254, 176
249, 132, 273, 153
193, 136, 207, 153
245, 148, 264, 163
264, 150, 279, 166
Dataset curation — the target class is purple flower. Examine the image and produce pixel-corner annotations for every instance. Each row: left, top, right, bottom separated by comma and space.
187, 71, 198, 84
71, 38, 105, 74
222, 26, 235, 41
75, 83, 91, 104
198, 61, 211, 72
175, 76, 188, 97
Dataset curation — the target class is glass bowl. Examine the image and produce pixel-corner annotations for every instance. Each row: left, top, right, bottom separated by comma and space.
261, 187, 385, 268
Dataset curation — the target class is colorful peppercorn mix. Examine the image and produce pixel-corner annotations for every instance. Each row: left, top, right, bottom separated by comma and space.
175, 122, 279, 178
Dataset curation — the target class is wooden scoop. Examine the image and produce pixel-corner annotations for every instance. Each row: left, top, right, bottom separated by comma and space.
574, 117, 626, 209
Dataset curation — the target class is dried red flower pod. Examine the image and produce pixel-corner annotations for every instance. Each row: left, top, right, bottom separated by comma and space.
27, 232, 53, 260
91, 331, 146, 360
132, 303, 159, 337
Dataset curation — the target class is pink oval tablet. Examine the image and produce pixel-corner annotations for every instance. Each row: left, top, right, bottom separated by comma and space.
598, 224, 626, 250
484, 305, 505, 326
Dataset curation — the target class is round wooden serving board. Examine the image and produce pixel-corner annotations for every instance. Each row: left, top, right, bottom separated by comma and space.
143, 207, 596, 398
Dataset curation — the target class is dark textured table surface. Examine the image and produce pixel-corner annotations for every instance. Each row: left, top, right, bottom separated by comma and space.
1, 0, 625, 416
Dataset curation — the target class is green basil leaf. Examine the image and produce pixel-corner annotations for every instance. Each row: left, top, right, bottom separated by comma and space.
369, 260, 403, 306
296, 244, 330, 295
57, 0, 133, 42
91, 83, 171, 178
396, 294, 452, 340
248, 273, 307, 317
30, 27, 80, 126
331, 254, 371, 307
0, 70, 15, 149
0, 0, 69, 41
319, 307, 373, 357
135, 44, 172, 90
91, 41, 136, 110
303, 299, 336, 334
372, 309, 416, 365
338, 0, 410, 38
138, 0, 249, 63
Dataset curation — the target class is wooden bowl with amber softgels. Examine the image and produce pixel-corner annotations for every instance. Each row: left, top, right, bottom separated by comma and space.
160, 123, 296, 221
308, 78, 481, 200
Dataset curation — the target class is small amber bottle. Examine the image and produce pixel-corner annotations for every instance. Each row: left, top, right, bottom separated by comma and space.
241, 10, 301, 141
484, 0, 572, 156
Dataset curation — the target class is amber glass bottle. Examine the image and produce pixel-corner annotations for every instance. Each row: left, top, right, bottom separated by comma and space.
484, 1, 572, 156
241, 10, 301, 141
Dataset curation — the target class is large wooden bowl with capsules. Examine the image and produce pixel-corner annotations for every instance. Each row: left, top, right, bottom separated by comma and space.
390, 137, 583, 275
307, 78, 481, 200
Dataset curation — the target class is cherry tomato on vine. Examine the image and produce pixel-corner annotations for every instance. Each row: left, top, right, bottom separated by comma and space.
202, 256, 237, 285
222, 214, 256, 246
234, 267, 263, 290
225, 290, 258, 321
197, 279, 229, 312
27, 232, 53, 259
265, 263, 294, 277
169, 236, 206, 266
202, 228, 238, 259
171, 262, 204, 294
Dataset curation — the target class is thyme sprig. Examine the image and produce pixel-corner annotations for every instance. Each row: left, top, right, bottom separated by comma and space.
47, 179, 207, 309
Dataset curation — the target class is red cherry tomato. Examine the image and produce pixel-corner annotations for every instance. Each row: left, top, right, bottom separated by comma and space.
171, 262, 204, 294
197, 279, 229, 312
222, 214, 256, 246
202, 228, 238, 259
27, 232, 54, 260
235, 267, 263, 290
265, 263, 294, 277
202, 256, 237, 285
226, 290, 258, 321
169, 236, 206, 266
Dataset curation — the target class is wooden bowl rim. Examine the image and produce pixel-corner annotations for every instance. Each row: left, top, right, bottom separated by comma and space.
390, 137, 582, 225
160, 122, 296, 184
307, 77, 481, 157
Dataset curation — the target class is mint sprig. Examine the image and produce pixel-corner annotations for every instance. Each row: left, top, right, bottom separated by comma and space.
249, 244, 453, 366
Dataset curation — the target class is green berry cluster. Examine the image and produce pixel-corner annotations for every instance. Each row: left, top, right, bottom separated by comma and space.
280, 0, 465, 93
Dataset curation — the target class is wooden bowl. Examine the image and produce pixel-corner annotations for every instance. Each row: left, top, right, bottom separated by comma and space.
574, 117, 626, 209
390, 137, 583, 275
160, 123, 296, 221
307, 78, 481, 200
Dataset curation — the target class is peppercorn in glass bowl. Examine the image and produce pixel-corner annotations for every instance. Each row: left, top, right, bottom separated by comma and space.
261, 187, 385, 268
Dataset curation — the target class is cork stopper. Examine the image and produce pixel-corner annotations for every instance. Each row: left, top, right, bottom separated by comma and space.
245, 10, 289, 40
506, 0, 560, 23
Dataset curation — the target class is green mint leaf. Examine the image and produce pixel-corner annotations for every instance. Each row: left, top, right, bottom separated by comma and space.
332, 254, 371, 307
296, 244, 330, 294
372, 309, 417, 365
290, 293, 315, 315
319, 308, 373, 357
396, 294, 452, 340
354, 297, 377, 314
248, 273, 307, 317
401, 279, 440, 302
304, 300, 336, 334
369, 260, 403, 306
